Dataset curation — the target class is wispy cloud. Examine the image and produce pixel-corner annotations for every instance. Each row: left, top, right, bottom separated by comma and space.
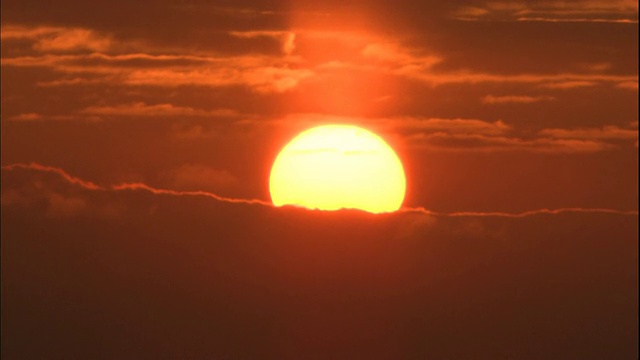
1, 25, 313, 94
383, 117, 511, 135
453, 0, 639, 23
578, 62, 613, 72
515, 17, 637, 24
541, 80, 599, 89
406, 121, 636, 153
539, 125, 638, 140
2, 163, 102, 190
1, 163, 270, 206
229, 30, 296, 55
482, 95, 555, 104
9, 113, 43, 121
616, 80, 639, 90
1, 25, 112, 52
2, 52, 314, 93
112, 183, 272, 205
408, 132, 615, 153
81, 102, 240, 118
407, 206, 638, 217
198, 5, 280, 18
401, 71, 635, 88
362, 42, 441, 67
6, 103, 241, 122
124, 65, 313, 93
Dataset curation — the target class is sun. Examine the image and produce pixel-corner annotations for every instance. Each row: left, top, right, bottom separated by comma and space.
269, 124, 406, 213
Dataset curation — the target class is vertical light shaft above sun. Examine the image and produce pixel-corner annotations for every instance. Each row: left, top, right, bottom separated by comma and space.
269, 124, 406, 213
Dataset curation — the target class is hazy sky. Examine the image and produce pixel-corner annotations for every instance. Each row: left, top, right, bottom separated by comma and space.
2, 0, 638, 358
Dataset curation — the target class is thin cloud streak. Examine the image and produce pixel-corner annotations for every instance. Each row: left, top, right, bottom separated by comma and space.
516, 17, 638, 23
413, 73, 636, 87
453, 0, 639, 23
3, 163, 636, 218
229, 30, 296, 55
1, 25, 113, 52
2, 163, 103, 190
407, 133, 615, 153
1, 163, 271, 207
482, 95, 555, 104
540, 126, 638, 140
617, 80, 639, 90
112, 183, 271, 206
9, 113, 44, 121
405, 207, 639, 217
81, 102, 240, 118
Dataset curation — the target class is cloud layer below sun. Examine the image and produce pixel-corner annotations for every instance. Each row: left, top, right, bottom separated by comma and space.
2, 159, 637, 359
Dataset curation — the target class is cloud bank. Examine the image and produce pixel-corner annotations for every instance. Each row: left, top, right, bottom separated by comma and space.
2, 161, 637, 359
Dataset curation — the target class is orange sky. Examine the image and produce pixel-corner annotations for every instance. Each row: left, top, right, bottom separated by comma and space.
1, 0, 638, 358
1, 0, 638, 212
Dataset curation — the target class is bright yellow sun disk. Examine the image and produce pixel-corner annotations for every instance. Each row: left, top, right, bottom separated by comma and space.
269, 125, 406, 213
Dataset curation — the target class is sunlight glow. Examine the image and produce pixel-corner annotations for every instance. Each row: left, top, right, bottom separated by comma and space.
269, 124, 406, 213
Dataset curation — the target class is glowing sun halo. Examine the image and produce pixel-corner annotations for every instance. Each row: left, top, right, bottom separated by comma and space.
269, 124, 406, 213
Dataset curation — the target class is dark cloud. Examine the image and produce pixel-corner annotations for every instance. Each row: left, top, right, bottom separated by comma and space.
2, 164, 637, 358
